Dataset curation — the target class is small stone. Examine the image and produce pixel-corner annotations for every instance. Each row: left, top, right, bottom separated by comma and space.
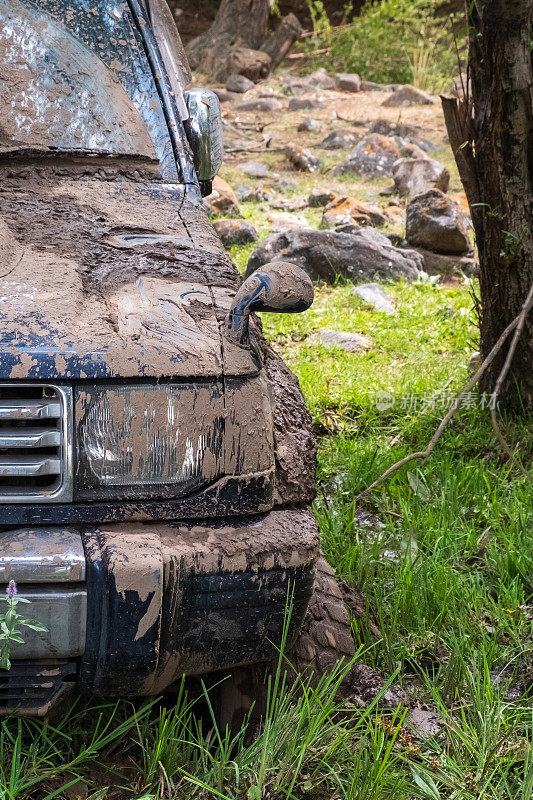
225, 73, 255, 93
322, 196, 388, 228
236, 184, 275, 203
289, 97, 323, 111
213, 219, 258, 247
286, 144, 322, 172
204, 176, 240, 216
298, 118, 321, 133
238, 160, 272, 178
267, 211, 310, 231
334, 72, 361, 92
319, 130, 359, 150
237, 97, 283, 112
353, 283, 396, 314
468, 351, 482, 374
308, 188, 337, 207
308, 328, 372, 352
382, 85, 433, 107
393, 157, 450, 196
212, 89, 241, 103
307, 68, 336, 89
335, 133, 401, 178
406, 189, 471, 254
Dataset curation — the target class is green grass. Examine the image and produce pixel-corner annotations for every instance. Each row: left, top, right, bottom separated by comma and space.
0, 279, 529, 800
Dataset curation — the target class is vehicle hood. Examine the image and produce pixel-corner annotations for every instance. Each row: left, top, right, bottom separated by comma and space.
0, 167, 255, 380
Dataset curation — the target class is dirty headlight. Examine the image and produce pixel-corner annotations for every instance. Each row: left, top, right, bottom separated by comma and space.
75, 384, 225, 500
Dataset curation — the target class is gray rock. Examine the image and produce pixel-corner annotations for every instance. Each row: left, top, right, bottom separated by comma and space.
213, 219, 258, 247
393, 157, 450, 196
245, 228, 423, 283
319, 130, 359, 150
370, 119, 419, 139
238, 160, 272, 178
307, 68, 336, 89
307, 328, 371, 352
289, 97, 323, 111
334, 72, 361, 92
226, 73, 255, 94
353, 283, 396, 314
213, 89, 241, 103
298, 118, 321, 133
360, 80, 386, 92
237, 97, 283, 112
335, 134, 401, 178
236, 184, 275, 203
406, 190, 471, 254
286, 145, 322, 172
416, 249, 479, 277
308, 188, 337, 207
382, 85, 433, 107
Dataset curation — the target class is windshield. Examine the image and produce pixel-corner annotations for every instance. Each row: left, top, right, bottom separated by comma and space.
0, 0, 178, 178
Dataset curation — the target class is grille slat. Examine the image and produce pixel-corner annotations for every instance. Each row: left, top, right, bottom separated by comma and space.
0, 429, 61, 448
0, 456, 61, 477
0, 386, 72, 503
0, 400, 61, 420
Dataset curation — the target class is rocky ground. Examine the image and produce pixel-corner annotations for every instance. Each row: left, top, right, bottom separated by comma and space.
204, 67, 477, 306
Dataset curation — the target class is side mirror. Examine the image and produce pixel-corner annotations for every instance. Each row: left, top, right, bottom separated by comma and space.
184, 88, 224, 196
225, 262, 314, 348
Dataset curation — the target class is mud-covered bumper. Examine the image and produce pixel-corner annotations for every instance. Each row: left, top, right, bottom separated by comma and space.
0, 509, 319, 712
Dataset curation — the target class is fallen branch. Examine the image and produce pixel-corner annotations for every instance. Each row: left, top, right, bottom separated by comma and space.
356, 283, 533, 500
489, 281, 533, 473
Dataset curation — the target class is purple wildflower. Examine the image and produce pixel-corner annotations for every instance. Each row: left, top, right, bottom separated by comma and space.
6, 580, 17, 599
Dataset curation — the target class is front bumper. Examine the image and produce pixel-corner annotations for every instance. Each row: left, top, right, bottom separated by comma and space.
0, 509, 319, 712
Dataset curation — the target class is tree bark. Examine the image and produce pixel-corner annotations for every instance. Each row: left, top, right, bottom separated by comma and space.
442, 0, 533, 405
186, 0, 272, 80
261, 13, 303, 72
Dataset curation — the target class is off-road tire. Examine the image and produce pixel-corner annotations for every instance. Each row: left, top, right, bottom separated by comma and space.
288, 556, 355, 685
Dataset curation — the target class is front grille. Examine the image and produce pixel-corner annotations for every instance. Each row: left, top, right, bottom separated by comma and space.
0, 385, 72, 503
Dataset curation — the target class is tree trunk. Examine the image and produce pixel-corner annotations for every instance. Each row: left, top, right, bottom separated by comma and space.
261, 13, 303, 72
442, 0, 533, 405
186, 0, 272, 80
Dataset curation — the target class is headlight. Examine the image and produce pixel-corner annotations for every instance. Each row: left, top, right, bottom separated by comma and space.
75, 383, 225, 500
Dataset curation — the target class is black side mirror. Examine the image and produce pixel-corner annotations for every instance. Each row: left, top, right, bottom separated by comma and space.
225, 262, 314, 348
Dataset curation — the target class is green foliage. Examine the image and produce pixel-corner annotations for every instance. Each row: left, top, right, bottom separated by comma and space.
306, 0, 463, 91
0, 582, 47, 671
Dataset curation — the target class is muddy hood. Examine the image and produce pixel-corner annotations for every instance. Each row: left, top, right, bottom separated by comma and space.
0, 170, 255, 380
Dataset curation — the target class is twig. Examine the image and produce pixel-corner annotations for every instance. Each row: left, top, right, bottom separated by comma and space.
356, 283, 533, 500
489, 282, 533, 473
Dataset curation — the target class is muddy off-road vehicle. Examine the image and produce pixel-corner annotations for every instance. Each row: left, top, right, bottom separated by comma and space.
0, 0, 355, 717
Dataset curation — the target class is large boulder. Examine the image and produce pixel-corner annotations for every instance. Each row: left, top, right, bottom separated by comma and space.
406, 190, 471, 254
322, 196, 388, 228
382, 85, 433, 107
335, 134, 401, 178
393, 157, 450, 196
245, 228, 423, 283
